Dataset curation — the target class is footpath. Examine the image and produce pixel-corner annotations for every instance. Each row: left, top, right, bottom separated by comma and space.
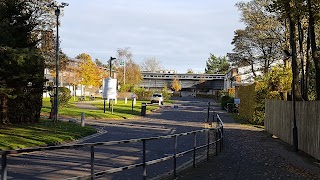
177, 111, 320, 180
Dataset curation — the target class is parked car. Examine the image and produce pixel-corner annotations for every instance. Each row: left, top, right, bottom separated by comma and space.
151, 93, 163, 105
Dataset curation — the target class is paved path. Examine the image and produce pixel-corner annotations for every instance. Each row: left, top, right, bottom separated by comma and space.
177, 108, 320, 180
74, 101, 100, 110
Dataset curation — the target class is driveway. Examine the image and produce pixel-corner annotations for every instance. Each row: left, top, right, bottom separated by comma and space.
3, 97, 215, 179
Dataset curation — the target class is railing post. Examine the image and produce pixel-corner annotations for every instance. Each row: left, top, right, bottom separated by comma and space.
193, 132, 197, 167
90, 146, 94, 180
207, 130, 210, 161
215, 130, 218, 156
207, 102, 210, 123
219, 129, 222, 152
1, 154, 7, 180
174, 136, 177, 177
143, 139, 147, 180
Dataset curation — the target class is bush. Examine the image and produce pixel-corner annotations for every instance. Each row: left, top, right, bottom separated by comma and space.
161, 88, 172, 100
221, 95, 233, 109
58, 87, 71, 107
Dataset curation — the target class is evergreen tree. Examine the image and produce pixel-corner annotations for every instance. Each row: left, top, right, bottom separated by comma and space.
0, 0, 47, 124
205, 54, 230, 74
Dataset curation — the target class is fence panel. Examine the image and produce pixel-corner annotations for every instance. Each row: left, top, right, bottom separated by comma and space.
265, 99, 320, 160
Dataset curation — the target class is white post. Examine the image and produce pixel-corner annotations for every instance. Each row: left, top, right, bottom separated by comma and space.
125, 97, 127, 104
81, 112, 85, 127
133, 97, 136, 105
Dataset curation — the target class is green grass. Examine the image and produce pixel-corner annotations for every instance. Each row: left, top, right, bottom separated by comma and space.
0, 119, 96, 150
228, 113, 264, 129
41, 98, 161, 120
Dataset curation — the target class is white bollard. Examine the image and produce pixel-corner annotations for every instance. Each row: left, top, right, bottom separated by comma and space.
125, 97, 127, 104
133, 97, 136, 105
81, 112, 85, 127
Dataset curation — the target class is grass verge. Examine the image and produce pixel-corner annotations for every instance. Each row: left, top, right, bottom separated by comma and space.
228, 113, 264, 129
41, 98, 164, 120
0, 119, 96, 150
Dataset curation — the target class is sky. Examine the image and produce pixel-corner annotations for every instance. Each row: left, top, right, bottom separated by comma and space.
59, 0, 247, 73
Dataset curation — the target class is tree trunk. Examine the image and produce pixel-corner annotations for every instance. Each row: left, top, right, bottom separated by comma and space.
297, 17, 306, 100
305, 27, 311, 101
288, 4, 303, 101
307, 0, 320, 100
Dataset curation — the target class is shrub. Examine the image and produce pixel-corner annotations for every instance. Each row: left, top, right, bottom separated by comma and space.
58, 87, 71, 107
221, 95, 233, 109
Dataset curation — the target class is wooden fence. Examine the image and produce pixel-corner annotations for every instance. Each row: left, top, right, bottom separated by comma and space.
265, 99, 320, 160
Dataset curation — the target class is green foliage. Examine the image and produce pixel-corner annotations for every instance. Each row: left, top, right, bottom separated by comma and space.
161, 87, 172, 100
205, 54, 230, 74
132, 87, 153, 101
221, 95, 234, 109
58, 87, 71, 107
0, 48, 45, 124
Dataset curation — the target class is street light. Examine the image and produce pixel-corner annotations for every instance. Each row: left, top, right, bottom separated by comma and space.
109, 57, 116, 78
48, 2, 69, 122
283, 49, 298, 152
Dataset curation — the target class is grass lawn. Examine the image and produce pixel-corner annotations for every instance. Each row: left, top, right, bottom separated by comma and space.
0, 119, 96, 150
41, 98, 163, 120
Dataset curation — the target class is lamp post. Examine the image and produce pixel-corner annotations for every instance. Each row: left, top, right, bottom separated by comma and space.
283, 49, 298, 152
109, 57, 116, 78
48, 2, 69, 122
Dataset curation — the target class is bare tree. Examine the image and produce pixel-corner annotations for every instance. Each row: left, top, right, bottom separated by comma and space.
140, 57, 162, 72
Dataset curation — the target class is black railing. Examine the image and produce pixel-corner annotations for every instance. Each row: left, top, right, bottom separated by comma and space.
1, 114, 224, 180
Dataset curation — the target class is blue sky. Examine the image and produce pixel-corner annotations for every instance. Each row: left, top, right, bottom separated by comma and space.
59, 0, 247, 73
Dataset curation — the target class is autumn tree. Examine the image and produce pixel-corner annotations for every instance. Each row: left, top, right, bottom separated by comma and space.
205, 54, 230, 74
171, 78, 181, 92
140, 57, 162, 72
76, 53, 100, 95
116, 48, 142, 91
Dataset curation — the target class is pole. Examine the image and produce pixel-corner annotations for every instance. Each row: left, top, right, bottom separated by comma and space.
104, 99, 106, 113
124, 60, 126, 85
292, 69, 298, 152
54, 7, 60, 123
109, 57, 112, 78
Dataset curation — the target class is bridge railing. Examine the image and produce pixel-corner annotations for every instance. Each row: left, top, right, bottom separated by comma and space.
1, 114, 224, 180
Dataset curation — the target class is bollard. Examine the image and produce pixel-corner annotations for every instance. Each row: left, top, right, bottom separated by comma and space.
125, 97, 127, 104
133, 97, 136, 105
81, 112, 85, 127
141, 103, 146, 116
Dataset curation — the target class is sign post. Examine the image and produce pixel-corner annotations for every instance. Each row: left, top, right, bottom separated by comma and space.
102, 78, 117, 112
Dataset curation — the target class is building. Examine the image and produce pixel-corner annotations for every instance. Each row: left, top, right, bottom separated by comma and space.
140, 71, 224, 97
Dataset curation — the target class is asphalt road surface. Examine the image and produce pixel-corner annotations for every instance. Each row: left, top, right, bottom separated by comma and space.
3, 97, 220, 180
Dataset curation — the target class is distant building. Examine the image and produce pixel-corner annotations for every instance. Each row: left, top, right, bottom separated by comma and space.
140, 71, 224, 97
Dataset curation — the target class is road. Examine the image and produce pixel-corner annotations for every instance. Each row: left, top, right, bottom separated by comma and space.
3, 97, 220, 180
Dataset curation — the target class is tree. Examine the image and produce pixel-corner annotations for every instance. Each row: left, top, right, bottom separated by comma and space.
229, 0, 285, 75
186, 68, 194, 74
171, 78, 181, 92
95, 58, 103, 67
140, 57, 162, 72
0, 0, 49, 124
205, 54, 230, 74
116, 48, 142, 91
76, 53, 100, 94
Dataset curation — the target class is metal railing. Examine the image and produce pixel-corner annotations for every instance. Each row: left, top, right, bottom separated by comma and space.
1, 114, 224, 180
